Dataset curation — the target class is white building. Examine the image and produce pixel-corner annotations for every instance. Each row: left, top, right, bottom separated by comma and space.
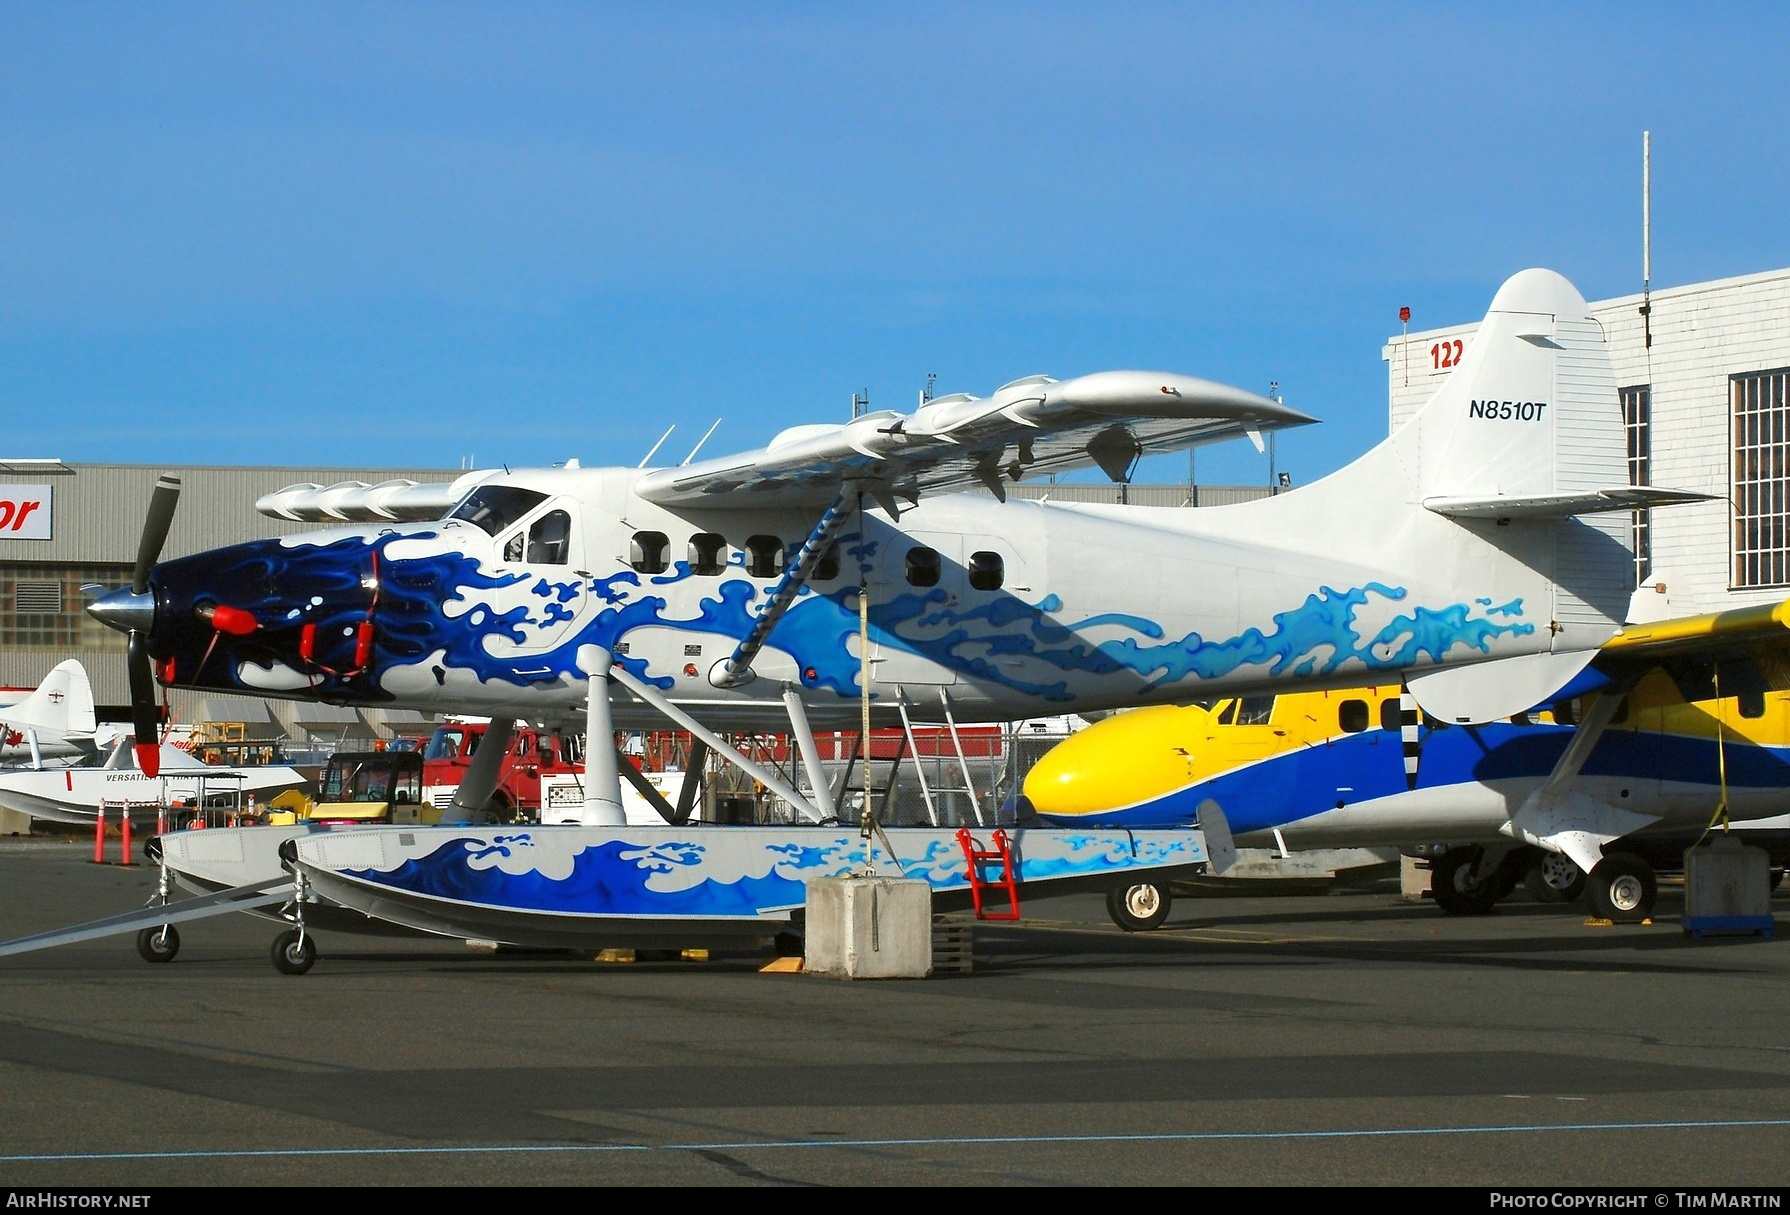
1386, 267, 1790, 612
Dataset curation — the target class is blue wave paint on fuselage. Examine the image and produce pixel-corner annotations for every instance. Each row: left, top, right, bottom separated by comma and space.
151, 524, 1535, 709
1037, 723, 1790, 832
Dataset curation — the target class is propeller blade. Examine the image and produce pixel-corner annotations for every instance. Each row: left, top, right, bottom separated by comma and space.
127, 631, 160, 778
131, 476, 182, 596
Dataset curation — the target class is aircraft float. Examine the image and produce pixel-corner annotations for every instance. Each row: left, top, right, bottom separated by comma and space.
10, 267, 1710, 972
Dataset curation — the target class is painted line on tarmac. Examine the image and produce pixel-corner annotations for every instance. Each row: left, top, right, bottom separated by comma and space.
8, 1118, 1790, 1163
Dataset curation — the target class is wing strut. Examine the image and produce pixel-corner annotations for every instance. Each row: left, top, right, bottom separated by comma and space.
1500, 679, 1659, 872
712, 486, 856, 689
608, 662, 825, 822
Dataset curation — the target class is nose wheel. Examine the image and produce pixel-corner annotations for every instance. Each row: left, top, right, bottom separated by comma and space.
271, 929, 317, 975
135, 925, 179, 963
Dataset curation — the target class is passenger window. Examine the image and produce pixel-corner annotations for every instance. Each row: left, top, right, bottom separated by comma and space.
1739, 688, 1765, 719
1551, 699, 1577, 727
631, 531, 670, 575
1339, 699, 1369, 733
906, 547, 941, 587
745, 535, 784, 577
688, 533, 726, 576
968, 551, 1004, 591
814, 544, 840, 581
526, 510, 571, 564
1379, 699, 1401, 732
1235, 696, 1275, 725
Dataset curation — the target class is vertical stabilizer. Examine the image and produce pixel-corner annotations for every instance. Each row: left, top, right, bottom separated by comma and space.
0, 661, 97, 737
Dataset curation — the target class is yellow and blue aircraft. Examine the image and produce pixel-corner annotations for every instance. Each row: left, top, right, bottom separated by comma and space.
1022, 596, 1790, 928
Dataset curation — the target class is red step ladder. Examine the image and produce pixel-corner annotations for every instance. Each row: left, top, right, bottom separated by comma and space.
955, 827, 1021, 921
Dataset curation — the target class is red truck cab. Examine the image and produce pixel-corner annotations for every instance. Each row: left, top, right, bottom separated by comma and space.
420, 720, 582, 821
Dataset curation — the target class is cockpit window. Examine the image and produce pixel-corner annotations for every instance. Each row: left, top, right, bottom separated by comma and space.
449, 486, 548, 536
1234, 696, 1275, 725
526, 510, 571, 564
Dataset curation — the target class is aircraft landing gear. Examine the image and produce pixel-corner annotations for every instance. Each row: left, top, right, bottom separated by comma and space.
271, 929, 317, 975
1522, 851, 1588, 904
1429, 847, 1521, 915
272, 841, 318, 974
1106, 880, 1172, 932
135, 924, 179, 963
1586, 852, 1657, 923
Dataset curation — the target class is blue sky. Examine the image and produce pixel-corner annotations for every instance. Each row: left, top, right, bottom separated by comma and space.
3, 3, 1787, 486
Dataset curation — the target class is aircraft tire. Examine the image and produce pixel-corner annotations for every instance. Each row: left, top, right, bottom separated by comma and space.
1586, 853, 1656, 923
271, 930, 318, 976
1522, 853, 1587, 904
1106, 881, 1172, 932
1429, 848, 1503, 916
135, 925, 179, 964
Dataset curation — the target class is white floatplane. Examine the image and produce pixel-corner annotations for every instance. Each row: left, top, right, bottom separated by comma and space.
7, 268, 1711, 972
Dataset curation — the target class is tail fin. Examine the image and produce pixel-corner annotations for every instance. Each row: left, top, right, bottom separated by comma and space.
1255, 269, 1702, 722
0, 660, 96, 737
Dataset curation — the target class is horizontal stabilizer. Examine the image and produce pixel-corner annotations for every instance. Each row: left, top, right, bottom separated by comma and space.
1405, 650, 1597, 725
1423, 487, 1712, 520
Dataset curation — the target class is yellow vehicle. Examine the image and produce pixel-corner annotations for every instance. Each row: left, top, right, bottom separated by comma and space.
269, 750, 429, 826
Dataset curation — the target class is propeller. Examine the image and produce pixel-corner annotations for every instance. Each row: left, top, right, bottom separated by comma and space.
87, 476, 181, 777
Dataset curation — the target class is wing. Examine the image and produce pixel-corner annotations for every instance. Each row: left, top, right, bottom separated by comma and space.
632, 371, 1315, 509
1596, 597, 1790, 668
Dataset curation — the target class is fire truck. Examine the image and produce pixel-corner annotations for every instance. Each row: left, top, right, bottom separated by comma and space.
420, 720, 582, 821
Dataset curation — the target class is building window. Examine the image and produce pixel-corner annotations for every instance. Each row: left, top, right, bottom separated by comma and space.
1, 563, 130, 648
1732, 369, 1790, 588
1621, 384, 1650, 586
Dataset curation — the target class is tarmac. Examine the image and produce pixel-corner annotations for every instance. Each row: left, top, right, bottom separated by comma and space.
1, 836, 1789, 1188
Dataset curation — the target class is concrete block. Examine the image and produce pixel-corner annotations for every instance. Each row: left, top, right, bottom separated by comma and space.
0, 809, 29, 836
804, 876, 932, 979
1684, 836, 1774, 937
1400, 854, 1432, 900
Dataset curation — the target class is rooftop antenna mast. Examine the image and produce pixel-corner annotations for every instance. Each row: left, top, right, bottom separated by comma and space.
919, 372, 937, 407
852, 390, 869, 419
1267, 381, 1280, 493
1641, 130, 1653, 350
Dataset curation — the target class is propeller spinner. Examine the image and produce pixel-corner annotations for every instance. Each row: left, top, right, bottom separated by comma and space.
86, 475, 180, 777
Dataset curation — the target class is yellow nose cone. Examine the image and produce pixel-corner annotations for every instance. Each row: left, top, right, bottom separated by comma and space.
1023, 704, 1211, 818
